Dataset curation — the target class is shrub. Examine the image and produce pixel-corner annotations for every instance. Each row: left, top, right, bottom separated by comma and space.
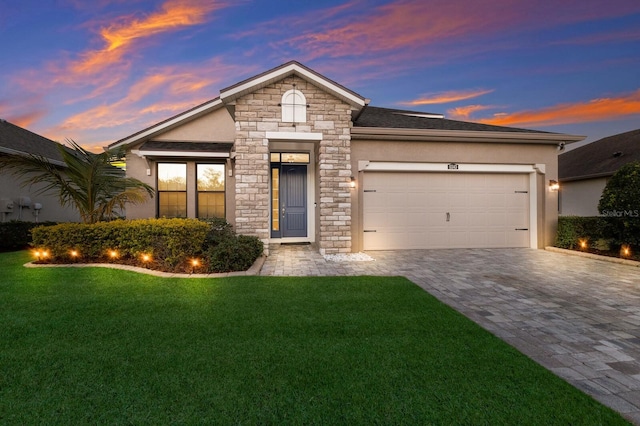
555, 216, 607, 249
206, 234, 263, 273
0, 221, 56, 252
31, 218, 209, 268
201, 217, 235, 247
598, 161, 640, 248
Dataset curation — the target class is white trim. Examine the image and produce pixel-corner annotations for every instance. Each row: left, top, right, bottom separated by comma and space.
359, 161, 539, 249
268, 141, 317, 244
358, 161, 537, 173
220, 63, 366, 108
266, 131, 323, 141
110, 98, 223, 149
529, 173, 538, 249
132, 149, 229, 158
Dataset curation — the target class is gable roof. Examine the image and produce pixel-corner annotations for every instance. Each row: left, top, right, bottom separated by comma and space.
109, 61, 583, 150
220, 61, 368, 109
559, 128, 640, 181
0, 119, 67, 166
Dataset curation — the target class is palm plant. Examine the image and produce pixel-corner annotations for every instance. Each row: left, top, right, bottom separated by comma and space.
0, 140, 153, 224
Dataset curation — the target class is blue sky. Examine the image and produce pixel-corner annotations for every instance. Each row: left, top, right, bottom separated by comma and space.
1, 0, 639, 151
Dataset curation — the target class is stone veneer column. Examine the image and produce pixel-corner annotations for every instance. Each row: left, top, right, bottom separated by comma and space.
314, 93, 353, 255
233, 97, 271, 248
233, 76, 353, 255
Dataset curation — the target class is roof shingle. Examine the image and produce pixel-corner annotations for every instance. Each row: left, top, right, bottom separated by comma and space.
353, 106, 546, 133
0, 119, 66, 163
559, 129, 640, 181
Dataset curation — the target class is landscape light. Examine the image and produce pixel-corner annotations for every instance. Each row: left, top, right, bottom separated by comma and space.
579, 239, 587, 250
141, 254, 151, 262
622, 245, 631, 257
109, 250, 118, 259
70, 250, 78, 257
191, 259, 200, 267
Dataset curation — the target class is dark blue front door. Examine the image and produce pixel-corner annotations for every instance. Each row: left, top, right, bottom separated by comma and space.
281, 165, 307, 238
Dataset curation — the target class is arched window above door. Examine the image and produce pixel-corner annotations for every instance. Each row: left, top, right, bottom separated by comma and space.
281, 89, 307, 123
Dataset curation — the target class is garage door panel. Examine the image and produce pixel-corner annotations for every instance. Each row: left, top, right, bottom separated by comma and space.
363, 172, 530, 250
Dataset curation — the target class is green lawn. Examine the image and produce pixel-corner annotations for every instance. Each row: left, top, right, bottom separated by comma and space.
0, 251, 628, 425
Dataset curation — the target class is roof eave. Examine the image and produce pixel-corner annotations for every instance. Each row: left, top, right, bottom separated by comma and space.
351, 127, 586, 144
131, 149, 230, 159
0, 146, 66, 167
109, 98, 223, 150
559, 172, 614, 182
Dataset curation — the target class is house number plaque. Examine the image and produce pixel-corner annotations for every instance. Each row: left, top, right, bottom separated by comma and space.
448, 163, 459, 170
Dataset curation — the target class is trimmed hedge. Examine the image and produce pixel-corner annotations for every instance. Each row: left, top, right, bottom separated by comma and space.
30, 218, 264, 273
555, 216, 607, 249
0, 221, 57, 252
32, 218, 210, 268
207, 234, 264, 273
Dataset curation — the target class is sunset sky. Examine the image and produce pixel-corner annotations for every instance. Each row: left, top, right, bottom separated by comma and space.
1, 0, 639, 152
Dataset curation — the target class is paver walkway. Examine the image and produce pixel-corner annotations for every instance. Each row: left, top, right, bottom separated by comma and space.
261, 244, 640, 424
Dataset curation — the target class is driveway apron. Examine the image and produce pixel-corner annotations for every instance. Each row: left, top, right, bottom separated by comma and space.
261, 245, 640, 424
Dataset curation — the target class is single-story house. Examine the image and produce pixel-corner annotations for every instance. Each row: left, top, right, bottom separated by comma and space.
0, 119, 80, 223
559, 129, 640, 216
110, 61, 583, 254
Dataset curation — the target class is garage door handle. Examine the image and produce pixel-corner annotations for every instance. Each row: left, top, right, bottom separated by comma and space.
446, 212, 450, 222
364, 230, 377, 232
515, 228, 529, 231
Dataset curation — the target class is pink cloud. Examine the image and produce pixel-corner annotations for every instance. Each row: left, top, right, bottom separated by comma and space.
55, 58, 248, 135
250, 0, 640, 68
478, 90, 640, 127
399, 89, 494, 106
447, 105, 498, 121
67, 0, 223, 77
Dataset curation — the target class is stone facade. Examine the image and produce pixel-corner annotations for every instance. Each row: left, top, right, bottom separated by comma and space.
233, 76, 353, 254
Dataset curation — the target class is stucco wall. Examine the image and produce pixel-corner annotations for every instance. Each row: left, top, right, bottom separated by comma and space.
559, 178, 607, 217
154, 108, 235, 142
0, 170, 80, 223
124, 106, 236, 223
350, 139, 560, 250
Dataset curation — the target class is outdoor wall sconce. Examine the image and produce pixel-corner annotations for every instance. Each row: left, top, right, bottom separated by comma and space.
350, 176, 356, 188
549, 180, 560, 192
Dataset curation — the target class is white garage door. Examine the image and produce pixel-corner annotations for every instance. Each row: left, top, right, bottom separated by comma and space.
363, 172, 530, 250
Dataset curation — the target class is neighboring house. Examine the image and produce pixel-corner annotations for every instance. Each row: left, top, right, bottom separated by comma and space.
0, 119, 80, 223
559, 129, 640, 216
111, 61, 583, 254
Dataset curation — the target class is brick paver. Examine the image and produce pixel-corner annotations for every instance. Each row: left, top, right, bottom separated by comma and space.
261, 245, 640, 424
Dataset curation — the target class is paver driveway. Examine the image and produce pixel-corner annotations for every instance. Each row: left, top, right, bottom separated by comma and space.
261, 246, 640, 424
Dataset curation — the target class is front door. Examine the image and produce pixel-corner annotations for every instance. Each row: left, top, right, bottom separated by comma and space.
271, 164, 307, 238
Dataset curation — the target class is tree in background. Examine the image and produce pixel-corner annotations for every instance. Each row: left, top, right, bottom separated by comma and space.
598, 161, 640, 248
0, 140, 153, 224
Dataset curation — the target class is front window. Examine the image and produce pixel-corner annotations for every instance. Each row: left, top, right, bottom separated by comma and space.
158, 163, 187, 218
197, 164, 225, 219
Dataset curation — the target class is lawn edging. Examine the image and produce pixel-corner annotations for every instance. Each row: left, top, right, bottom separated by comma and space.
24, 254, 267, 278
545, 246, 640, 267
